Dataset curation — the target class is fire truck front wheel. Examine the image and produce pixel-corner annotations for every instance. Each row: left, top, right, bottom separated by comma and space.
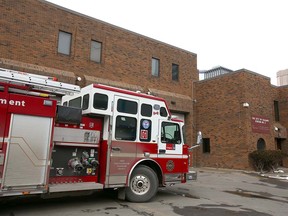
126, 165, 159, 202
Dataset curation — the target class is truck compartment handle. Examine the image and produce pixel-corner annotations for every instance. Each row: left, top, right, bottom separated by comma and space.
112, 147, 121, 151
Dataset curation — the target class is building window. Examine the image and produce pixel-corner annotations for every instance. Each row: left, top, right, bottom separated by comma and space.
274, 100, 280, 121
152, 58, 159, 77
90, 40, 102, 63
202, 138, 210, 153
58, 31, 72, 55
172, 63, 179, 81
257, 138, 266, 150
115, 116, 137, 141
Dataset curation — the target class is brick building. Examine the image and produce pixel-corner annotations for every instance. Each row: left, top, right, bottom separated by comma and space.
1, 0, 288, 170
0, 0, 198, 150
195, 70, 288, 169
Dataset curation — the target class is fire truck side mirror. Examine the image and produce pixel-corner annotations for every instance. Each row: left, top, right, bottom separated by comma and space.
196, 131, 203, 145
188, 131, 202, 151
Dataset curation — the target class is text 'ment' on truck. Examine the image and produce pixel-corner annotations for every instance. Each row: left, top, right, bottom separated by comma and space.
0, 67, 201, 202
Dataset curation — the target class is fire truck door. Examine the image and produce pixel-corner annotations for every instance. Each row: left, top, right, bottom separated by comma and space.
108, 96, 138, 185
2, 114, 52, 189
158, 120, 183, 155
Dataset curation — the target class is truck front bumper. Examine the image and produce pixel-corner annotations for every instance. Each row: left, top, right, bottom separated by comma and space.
186, 170, 197, 181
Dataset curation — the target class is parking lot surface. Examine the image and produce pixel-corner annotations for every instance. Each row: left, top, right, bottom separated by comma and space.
0, 167, 287, 216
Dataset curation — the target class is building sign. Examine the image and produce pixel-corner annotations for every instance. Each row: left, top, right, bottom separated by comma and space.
251, 115, 270, 134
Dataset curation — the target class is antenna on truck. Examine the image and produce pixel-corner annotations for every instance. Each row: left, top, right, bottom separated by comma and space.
0, 67, 80, 95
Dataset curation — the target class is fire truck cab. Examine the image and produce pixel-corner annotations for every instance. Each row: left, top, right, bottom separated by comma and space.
0, 68, 196, 203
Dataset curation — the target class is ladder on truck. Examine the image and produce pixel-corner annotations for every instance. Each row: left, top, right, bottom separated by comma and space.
0, 67, 80, 95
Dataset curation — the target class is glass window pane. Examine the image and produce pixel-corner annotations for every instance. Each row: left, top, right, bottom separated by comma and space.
115, 116, 137, 141
90, 40, 102, 63
58, 31, 71, 55
172, 63, 179, 81
140, 119, 151, 142
160, 107, 168, 117
69, 97, 82, 108
93, 93, 108, 110
117, 99, 138, 114
82, 94, 89, 110
274, 101, 280, 121
257, 138, 266, 150
152, 58, 159, 77
141, 104, 152, 117
202, 138, 210, 153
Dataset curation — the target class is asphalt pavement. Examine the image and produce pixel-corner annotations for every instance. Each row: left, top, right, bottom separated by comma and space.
0, 167, 287, 216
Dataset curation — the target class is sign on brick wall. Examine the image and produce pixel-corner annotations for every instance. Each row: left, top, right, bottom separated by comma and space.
251, 115, 270, 134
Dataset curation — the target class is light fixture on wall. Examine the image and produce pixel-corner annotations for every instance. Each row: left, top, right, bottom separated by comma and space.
274, 126, 279, 131
242, 102, 249, 108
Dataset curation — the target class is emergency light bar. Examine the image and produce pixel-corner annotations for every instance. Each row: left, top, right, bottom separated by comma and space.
0, 67, 80, 95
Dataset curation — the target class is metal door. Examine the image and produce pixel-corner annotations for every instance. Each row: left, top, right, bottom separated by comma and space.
108, 96, 139, 185
2, 114, 52, 190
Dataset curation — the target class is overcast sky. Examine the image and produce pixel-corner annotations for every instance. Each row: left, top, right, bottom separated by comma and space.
46, 0, 288, 85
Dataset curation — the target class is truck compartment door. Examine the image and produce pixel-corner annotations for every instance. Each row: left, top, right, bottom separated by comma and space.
2, 114, 52, 190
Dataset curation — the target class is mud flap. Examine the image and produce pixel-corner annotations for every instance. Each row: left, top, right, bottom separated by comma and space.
118, 187, 126, 200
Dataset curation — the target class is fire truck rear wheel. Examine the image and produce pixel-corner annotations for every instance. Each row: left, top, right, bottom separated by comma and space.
125, 165, 158, 202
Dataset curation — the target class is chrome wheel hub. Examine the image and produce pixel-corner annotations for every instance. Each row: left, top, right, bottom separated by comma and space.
131, 175, 150, 195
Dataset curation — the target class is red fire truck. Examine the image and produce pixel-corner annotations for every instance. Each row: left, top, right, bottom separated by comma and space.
0, 67, 198, 202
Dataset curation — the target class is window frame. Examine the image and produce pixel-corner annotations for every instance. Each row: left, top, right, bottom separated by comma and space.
90, 40, 102, 63
68, 97, 82, 108
257, 138, 266, 150
82, 94, 90, 110
117, 99, 138, 115
93, 93, 108, 110
172, 63, 179, 81
115, 116, 137, 141
160, 107, 168, 117
57, 30, 72, 55
202, 138, 211, 153
151, 58, 160, 77
274, 100, 280, 121
139, 119, 152, 142
141, 103, 152, 117
161, 122, 181, 144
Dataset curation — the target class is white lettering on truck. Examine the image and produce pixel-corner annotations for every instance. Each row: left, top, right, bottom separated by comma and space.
0, 98, 26, 107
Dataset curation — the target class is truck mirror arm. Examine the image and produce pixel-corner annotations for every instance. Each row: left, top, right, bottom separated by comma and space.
188, 144, 200, 151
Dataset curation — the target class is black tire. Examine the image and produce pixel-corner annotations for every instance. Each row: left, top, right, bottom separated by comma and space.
125, 165, 158, 202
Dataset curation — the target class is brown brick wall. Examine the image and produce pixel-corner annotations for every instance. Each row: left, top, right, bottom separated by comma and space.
277, 86, 288, 166
0, 0, 198, 147
195, 71, 283, 169
0, 0, 197, 95
4, 1, 287, 170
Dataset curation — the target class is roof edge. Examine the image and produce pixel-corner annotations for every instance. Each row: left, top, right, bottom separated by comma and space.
41, 0, 196, 57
